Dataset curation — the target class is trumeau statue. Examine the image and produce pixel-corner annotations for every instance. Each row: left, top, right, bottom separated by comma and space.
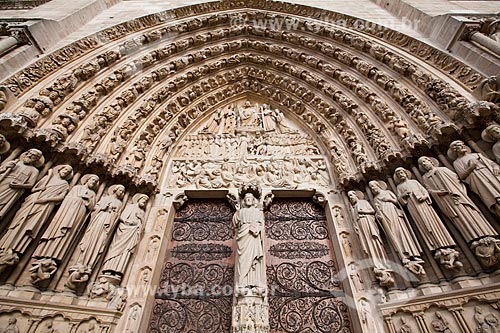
0, 148, 44, 220
394, 167, 462, 270
229, 183, 270, 333
368, 180, 426, 276
34, 174, 99, 262
233, 190, 266, 294
418, 156, 500, 267
448, 140, 500, 217
75, 184, 125, 272
0, 165, 73, 272
347, 190, 394, 286
101, 193, 149, 277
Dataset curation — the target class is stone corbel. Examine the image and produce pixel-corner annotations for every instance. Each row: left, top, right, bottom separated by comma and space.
312, 191, 327, 208
172, 192, 188, 210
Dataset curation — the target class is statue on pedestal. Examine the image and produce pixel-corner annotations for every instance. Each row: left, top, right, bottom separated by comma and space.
448, 140, 500, 217
0, 148, 44, 220
418, 156, 500, 267
229, 183, 270, 333
74, 184, 125, 272
347, 190, 394, 286
368, 180, 426, 276
0, 164, 72, 273
101, 193, 149, 277
394, 167, 462, 270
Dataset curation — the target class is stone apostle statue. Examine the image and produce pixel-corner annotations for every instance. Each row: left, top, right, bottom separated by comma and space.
394, 168, 462, 269
0, 165, 73, 258
418, 156, 500, 267
368, 180, 425, 275
34, 174, 99, 262
75, 184, 125, 271
482, 124, 500, 164
0, 148, 44, 220
347, 190, 394, 286
448, 140, 500, 217
233, 189, 266, 294
102, 193, 149, 276
418, 156, 497, 241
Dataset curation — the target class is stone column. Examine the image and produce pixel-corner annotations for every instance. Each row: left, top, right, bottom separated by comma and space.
469, 31, 500, 55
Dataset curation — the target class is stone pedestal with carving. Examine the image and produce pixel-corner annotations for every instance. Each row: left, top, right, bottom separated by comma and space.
232, 294, 269, 333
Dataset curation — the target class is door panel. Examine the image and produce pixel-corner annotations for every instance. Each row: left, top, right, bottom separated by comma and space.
148, 199, 235, 333
265, 199, 353, 333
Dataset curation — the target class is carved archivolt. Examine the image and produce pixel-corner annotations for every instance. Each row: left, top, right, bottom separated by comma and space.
0, 1, 482, 190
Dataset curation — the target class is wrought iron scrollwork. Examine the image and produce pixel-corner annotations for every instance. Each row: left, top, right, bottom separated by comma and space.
268, 296, 352, 333
171, 243, 232, 261
149, 199, 235, 333
265, 200, 328, 240
266, 199, 353, 333
269, 242, 329, 259
149, 297, 232, 333
267, 261, 341, 294
172, 200, 234, 241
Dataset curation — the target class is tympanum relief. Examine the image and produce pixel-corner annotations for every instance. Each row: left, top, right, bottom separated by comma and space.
168, 99, 330, 189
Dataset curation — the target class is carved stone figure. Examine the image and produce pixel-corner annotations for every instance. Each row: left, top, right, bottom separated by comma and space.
431, 312, 453, 333
65, 263, 92, 292
478, 75, 500, 103
3, 318, 19, 333
238, 100, 260, 128
39, 320, 57, 333
347, 190, 394, 286
394, 167, 462, 269
34, 174, 99, 262
448, 140, 500, 217
29, 258, 58, 285
233, 190, 266, 293
230, 184, 270, 333
399, 318, 412, 333
102, 193, 149, 276
75, 184, 125, 271
0, 148, 44, 220
349, 262, 364, 291
0, 165, 72, 260
482, 124, 500, 164
369, 180, 425, 274
433, 248, 463, 270
0, 249, 19, 274
418, 156, 498, 242
0, 134, 10, 162
474, 306, 499, 333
